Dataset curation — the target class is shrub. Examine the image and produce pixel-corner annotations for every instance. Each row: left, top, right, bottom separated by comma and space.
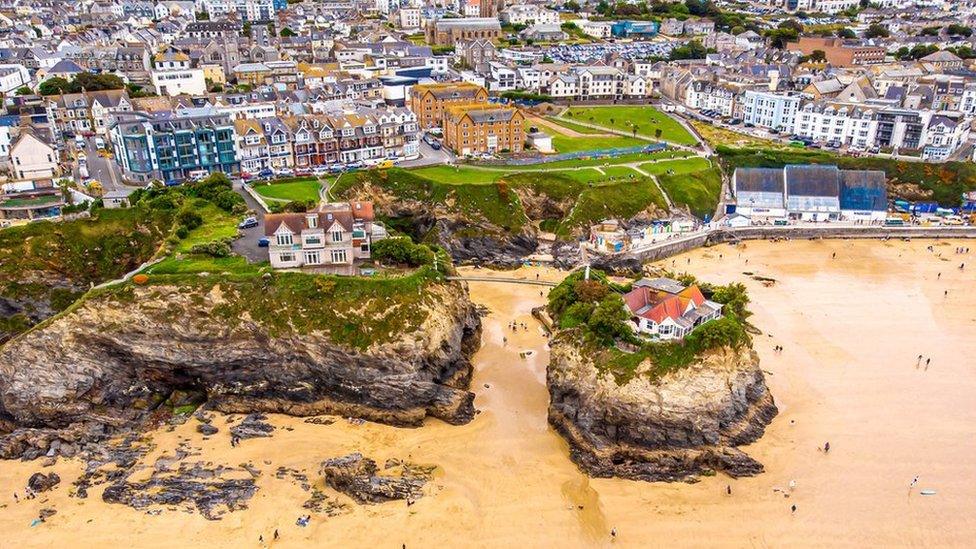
189, 240, 232, 257
371, 237, 434, 267
176, 209, 203, 231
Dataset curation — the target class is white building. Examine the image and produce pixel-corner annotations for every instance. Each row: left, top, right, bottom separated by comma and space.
150, 52, 206, 96
0, 64, 30, 94
922, 115, 970, 162
264, 201, 382, 269
686, 81, 736, 117
203, 0, 276, 21
501, 5, 560, 26
9, 130, 58, 182
398, 7, 421, 29
742, 90, 801, 132
793, 103, 878, 150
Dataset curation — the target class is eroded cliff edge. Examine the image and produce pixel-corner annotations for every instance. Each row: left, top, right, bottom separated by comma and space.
547, 336, 778, 482
0, 273, 481, 459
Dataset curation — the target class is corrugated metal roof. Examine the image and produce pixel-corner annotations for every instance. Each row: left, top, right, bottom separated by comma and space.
839, 169, 887, 211
734, 168, 783, 194
785, 164, 840, 197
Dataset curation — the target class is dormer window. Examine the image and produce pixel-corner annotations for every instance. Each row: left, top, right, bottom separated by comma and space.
276, 233, 293, 246
307, 214, 317, 228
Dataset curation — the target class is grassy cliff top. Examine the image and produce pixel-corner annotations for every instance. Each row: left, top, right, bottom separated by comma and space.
90, 266, 450, 352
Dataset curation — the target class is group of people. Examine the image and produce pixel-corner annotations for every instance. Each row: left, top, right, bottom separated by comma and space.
230, 435, 242, 447
954, 247, 969, 254
12, 487, 37, 503
296, 515, 311, 527
916, 355, 932, 370
772, 345, 784, 353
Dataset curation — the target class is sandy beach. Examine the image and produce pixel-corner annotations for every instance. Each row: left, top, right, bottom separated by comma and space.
2, 239, 975, 547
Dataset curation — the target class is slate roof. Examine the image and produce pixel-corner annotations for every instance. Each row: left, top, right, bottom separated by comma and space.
785, 164, 840, 197
734, 167, 784, 194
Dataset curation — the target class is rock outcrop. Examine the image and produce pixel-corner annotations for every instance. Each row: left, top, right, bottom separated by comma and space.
320, 453, 434, 504
547, 338, 778, 482
0, 278, 482, 459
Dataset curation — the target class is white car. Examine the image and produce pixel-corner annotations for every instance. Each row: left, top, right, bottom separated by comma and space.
312, 166, 330, 176
275, 168, 294, 177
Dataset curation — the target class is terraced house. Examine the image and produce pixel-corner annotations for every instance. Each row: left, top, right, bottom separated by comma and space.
45, 90, 133, 141
442, 103, 525, 155
264, 201, 385, 270
109, 110, 239, 184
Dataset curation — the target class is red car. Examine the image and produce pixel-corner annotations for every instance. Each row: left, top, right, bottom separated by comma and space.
240, 171, 254, 180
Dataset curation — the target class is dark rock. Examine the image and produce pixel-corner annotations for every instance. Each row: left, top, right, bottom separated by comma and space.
319, 453, 434, 504
28, 472, 61, 492
230, 414, 273, 440
0, 281, 482, 460
196, 423, 218, 436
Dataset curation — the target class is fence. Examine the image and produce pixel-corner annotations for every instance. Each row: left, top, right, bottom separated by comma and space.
472, 143, 668, 168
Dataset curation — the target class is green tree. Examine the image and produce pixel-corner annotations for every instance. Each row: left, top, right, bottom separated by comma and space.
38, 77, 71, 96
280, 27, 297, 37
586, 294, 630, 346
865, 23, 889, 38
14, 86, 31, 96
808, 49, 827, 62
836, 27, 856, 39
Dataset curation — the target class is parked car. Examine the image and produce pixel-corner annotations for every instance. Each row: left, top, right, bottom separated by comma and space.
258, 168, 274, 179
312, 166, 330, 176
258, 237, 270, 247
295, 168, 311, 176
240, 171, 254, 180
238, 217, 259, 229
276, 167, 294, 177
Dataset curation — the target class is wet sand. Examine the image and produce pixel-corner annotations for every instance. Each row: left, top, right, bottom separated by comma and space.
2, 240, 976, 547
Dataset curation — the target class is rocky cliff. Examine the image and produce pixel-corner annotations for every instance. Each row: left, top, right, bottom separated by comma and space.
547, 337, 778, 482
0, 274, 481, 459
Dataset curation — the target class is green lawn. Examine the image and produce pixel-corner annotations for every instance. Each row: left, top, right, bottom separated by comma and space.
638, 156, 713, 176
176, 200, 239, 253
543, 117, 604, 135
550, 133, 645, 154
410, 165, 503, 184
556, 177, 668, 237
253, 179, 321, 203
561, 106, 699, 146
656, 167, 723, 219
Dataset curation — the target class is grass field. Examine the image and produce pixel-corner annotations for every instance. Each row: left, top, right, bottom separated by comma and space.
690, 120, 786, 149
561, 106, 699, 146
550, 133, 646, 154
176, 200, 239, 253
544, 117, 604, 135
638, 156, 712, 176
253, 179, 321, 203
656, 167, 723, 219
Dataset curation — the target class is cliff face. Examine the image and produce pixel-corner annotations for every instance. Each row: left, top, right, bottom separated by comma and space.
547, 338, 778, 482
0, 279, 481, 459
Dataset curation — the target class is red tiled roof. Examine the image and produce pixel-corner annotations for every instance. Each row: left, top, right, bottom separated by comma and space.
624, 283, 707, 324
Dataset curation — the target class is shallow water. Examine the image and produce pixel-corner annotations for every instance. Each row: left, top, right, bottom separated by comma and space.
2, 241, 975, 547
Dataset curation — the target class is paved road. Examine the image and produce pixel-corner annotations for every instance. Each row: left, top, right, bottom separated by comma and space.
73, 136, 129, 194
399, 140, 455, 168
232, 182, 268, 263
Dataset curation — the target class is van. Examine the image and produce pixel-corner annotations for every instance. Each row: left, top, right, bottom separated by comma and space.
94, 137, 106, 150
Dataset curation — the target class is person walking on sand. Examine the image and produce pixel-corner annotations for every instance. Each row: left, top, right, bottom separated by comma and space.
727, 485, 732, 496
611, 528, 617, 539
910, 476, 919, 489
824, 441, 830, 454
926, 358, 931, 367
274, 530, 279, 541
791, 504, 797, 515
789, 479, 796, 492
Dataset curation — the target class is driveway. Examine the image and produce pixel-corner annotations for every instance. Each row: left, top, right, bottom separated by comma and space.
75, 136, 129, 194
232, 182, 269, 263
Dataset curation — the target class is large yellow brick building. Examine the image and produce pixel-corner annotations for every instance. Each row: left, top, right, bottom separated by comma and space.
442, 103, 525, 155
409, 82, 489, 129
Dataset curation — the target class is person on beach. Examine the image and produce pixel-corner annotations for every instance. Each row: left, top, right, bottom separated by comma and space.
274, 530, 279, 540
910, 476, 919, 489
727, 485, 732, 496
926, 358, 931, 367
791, 504, 797, 515
917, 354, 923, 365
611, 528, 617, 539
789, 479, 796, 492
824, 442, 830, 453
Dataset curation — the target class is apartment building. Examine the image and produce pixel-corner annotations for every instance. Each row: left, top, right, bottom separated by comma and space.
742, 90, 801, 132
109, 110, 239, 184
442, 103, 525, 155
203, 0, 276, 22
46, 90, 133, 141
793, 102, 878, 150
788, 37, 886, 67
151, 52, 206, 96
686, 81, 737, 117
409, 82, 489, 129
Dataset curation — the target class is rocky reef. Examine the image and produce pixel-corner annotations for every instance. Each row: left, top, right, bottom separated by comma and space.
547, 337, 778, 482
320, 453, 435, 504
0, 275, 482, 460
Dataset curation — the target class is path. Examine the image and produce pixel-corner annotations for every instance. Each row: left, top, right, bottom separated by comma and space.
528, 116, 614, 138
631, 164, 674, 210
552, 114, 703, 154
446, 275, 557, 287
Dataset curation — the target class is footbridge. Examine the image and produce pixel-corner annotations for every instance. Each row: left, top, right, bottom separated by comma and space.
446, 276, 558, 287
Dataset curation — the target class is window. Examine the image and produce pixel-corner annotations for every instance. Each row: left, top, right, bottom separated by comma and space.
331, 230, 343, 242
331, 249, 347, 263
304, 251, 321, 265
279, 252, 295, 263
276, 233, 293, 246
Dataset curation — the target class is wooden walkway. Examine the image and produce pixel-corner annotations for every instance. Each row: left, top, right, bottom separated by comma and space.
446, 276, 558, 287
